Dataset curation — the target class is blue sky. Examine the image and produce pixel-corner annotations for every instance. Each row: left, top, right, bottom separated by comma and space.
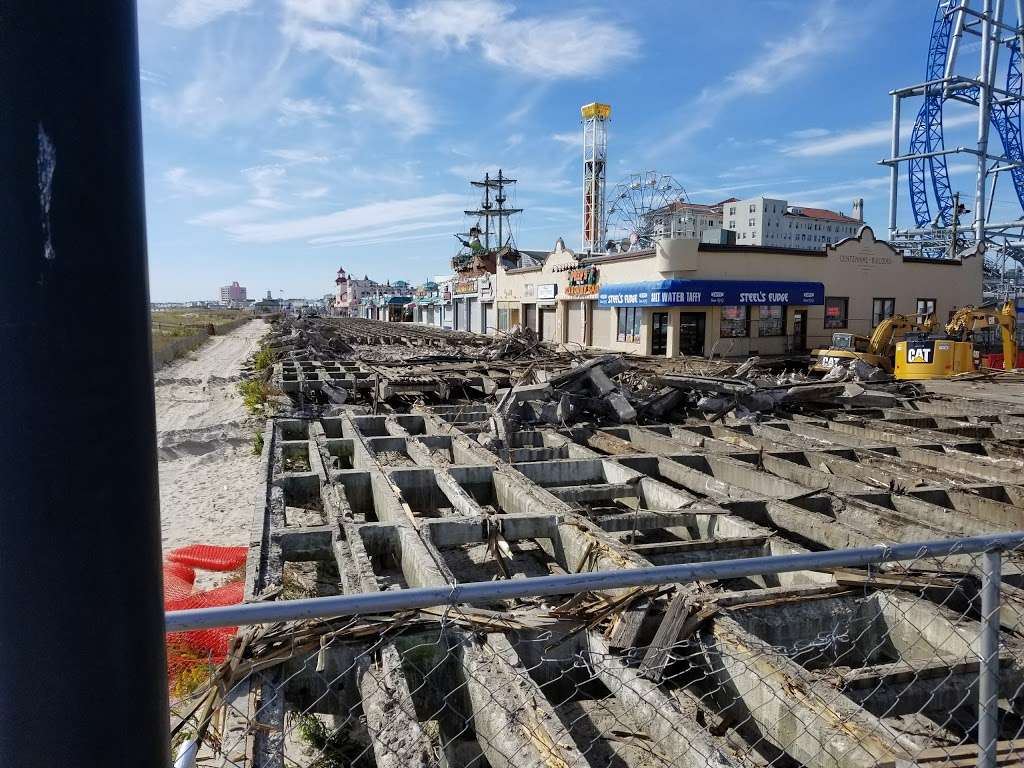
139, 0, 1012, 301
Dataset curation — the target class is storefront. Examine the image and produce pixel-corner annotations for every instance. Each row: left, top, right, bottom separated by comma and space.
599, 279, 824, 357
592, 226, 981, 357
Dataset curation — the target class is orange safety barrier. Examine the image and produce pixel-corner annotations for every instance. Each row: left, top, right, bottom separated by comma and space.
167, 544, 248, 572
163, 546, 247, 694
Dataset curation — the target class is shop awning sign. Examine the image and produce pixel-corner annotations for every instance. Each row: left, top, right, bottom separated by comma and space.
598, 279, 824, 307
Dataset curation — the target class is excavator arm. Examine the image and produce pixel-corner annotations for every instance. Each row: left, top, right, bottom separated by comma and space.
866, 312, 937, 355
944, 301, 1018, 370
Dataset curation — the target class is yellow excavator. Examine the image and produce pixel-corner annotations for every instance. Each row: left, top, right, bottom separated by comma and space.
895, 301, 1018, 380
811, 312, 936, 374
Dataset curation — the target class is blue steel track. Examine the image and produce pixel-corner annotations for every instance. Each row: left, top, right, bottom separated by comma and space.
908, 2, 1024, 230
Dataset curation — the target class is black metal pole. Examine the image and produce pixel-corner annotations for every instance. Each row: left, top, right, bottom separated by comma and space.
0, 3, 169, 766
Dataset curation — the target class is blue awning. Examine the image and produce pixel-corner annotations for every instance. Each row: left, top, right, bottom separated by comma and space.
598, 279, 824, 307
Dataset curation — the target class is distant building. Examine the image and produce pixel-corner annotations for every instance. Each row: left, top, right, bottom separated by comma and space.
645, 198, 735, 244
334, 267, 379, 316
721, 197, 863, 250
219, 281, 247, 304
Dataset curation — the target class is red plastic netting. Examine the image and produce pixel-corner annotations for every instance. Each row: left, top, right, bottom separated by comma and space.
163, 562, 196, 602
167, 544, 248, 572
164, 547, 246, 697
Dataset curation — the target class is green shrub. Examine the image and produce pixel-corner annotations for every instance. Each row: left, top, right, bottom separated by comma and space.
253, 346, 275, 372
238, 379, 275, 414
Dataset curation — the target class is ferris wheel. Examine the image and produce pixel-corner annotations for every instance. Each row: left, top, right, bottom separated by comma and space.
605, 172, 689, 251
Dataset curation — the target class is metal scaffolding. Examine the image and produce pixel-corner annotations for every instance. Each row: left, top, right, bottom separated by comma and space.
883, 0, 1024, 298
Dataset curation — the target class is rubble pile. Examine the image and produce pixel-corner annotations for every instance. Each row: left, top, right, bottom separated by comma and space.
486, 354, 686, 439
660, 356, 920, 422
484, 325, 565, 362
263, 317, 357, 361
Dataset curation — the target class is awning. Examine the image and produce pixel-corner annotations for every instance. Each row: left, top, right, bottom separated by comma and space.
387, 296, 412, 305
598, 279, 824, 308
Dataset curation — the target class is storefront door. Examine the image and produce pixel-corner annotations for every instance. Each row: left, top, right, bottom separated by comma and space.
524, 304, 537, 332
539, 306, 556, 342
792, 309, 807, 352
679, 312, 705, 356
651, 312, 669, 356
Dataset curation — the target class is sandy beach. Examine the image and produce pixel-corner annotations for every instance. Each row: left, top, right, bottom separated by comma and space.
156, 319, 267, 556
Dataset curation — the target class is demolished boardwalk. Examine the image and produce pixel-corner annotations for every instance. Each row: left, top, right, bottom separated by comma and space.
176, 315, 1024, 768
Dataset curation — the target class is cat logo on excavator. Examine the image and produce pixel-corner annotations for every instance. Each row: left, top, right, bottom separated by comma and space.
906, 345, 933, 364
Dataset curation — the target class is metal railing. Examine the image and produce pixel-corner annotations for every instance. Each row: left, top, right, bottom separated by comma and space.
167, 532, 1024, 768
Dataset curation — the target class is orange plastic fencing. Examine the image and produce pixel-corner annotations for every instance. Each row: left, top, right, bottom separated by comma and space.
162, 562, 195, 602
167, 544, 248, 572
164, 545, 246, 696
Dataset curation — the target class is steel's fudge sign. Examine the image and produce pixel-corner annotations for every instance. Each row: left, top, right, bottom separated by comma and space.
599, 279, 825, 307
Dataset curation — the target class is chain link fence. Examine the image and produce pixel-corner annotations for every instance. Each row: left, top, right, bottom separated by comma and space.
169, 534, 1024, 768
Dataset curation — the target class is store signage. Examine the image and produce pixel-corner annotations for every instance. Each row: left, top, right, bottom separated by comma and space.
538, 284, 557, 300
454, 278, 478, 295
599, 279, 824, 307
566, 266, 600, 297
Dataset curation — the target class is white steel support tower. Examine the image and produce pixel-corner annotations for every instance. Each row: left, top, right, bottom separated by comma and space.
581, 102, 611, 253
882, 1, 1024, 297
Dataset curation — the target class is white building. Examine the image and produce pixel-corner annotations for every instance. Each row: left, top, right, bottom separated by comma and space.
647, 200, 732, 242
722, 197, 864, 250
334, 267, 379, 316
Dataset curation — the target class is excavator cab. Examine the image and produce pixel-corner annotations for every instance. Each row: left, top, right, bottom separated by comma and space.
828, 333, 869, 353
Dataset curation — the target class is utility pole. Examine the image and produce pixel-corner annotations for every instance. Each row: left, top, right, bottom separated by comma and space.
0, 3, 169, 766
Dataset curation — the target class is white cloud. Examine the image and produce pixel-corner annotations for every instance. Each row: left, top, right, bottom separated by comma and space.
150, 36, 296, 133
782, 123, 890, 157
166, 0, 252, 28
242, 164, 287, 200
550, 131, 579, 148
187, 204, 264, 227
266, 148, 331, 164
655, 2, 852, 151
309, 217, 462, 245
283, 0, 369, 25
789, 128, 830, 139
399, 0, 638, 79
164, 166, 239, 197
781, 113, 978, 158
278, 97, 336, 125
281, 16, 432, 137
214, 192, 466, 242
344, 61, 436, 137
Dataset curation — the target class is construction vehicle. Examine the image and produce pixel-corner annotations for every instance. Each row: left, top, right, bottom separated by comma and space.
895, 301, 1018, 380
811, 312, 936, 374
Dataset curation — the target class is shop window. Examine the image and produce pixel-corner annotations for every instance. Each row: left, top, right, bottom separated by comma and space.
497, 302, 520, 331
616, 307, 642, 343
916, 297, 937, 316
758, 305, 785, 336
825, 296, 849, 329
872, 298, 895, 326
720, 305, 749, 337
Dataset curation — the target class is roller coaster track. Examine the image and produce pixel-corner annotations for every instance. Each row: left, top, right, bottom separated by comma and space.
908, 2, 1024, 230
